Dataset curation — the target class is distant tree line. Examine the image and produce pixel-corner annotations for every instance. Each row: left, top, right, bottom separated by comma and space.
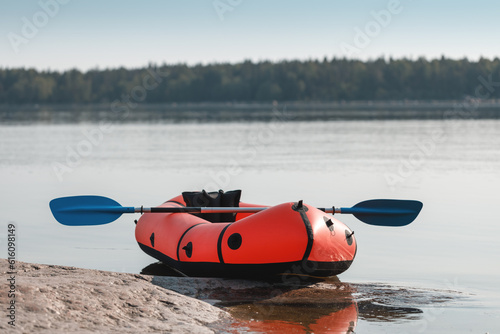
1, 57, 500, 104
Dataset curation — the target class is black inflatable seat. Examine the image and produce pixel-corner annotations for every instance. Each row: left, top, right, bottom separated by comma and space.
182, 189, 241, 223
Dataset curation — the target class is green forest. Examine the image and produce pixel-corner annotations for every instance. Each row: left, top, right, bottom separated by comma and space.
1, 57, 500, 103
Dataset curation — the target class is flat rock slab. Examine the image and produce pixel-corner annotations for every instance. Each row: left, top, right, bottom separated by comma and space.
0, 260, 230, 334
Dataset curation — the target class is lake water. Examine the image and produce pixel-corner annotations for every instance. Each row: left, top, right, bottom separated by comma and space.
1, 104, 499, 333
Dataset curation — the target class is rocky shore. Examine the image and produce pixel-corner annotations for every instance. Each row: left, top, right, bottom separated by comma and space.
1, 260, 459, 333
1, 260, 360, 333
0, 260, 230, 333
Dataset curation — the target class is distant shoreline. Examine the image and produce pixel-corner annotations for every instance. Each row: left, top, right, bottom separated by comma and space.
2, 58, 500, 103
0, 100, 500, 125
1, 100, 500, 124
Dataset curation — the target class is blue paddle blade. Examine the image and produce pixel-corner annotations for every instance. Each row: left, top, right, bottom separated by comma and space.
341, 199, 423, 226
49, 195, 133, 226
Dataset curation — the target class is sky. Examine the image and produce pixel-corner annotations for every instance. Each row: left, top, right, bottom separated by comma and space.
1, 0, 500, 72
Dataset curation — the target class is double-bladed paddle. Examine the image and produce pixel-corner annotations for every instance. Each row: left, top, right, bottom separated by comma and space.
49, 195, 422, 227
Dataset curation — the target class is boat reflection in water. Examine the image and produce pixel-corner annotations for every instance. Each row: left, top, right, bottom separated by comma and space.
229, 298, 357, 333
143, 264, 423, 334
227, 276, 423, 333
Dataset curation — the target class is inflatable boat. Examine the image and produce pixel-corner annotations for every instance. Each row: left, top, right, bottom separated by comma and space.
135, 190, 357, 278
50, 190, 421, 279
